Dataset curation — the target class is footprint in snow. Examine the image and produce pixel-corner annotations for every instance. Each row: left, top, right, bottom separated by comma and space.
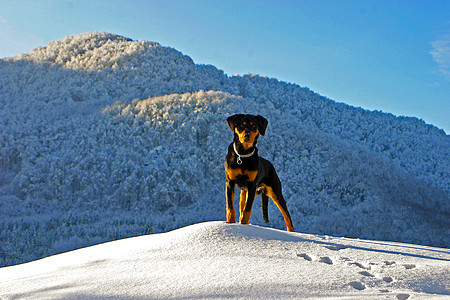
297, 253, 313, 261
347, 261, 370, 270
348, 281, 366, 290
324, 244, 347, 251
402, 264, 416, 270
318, 256, 333, 264
297, 254, 333, 265
359, 270, 374, 277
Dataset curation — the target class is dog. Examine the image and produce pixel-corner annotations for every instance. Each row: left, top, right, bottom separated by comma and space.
224, 114, 294, 232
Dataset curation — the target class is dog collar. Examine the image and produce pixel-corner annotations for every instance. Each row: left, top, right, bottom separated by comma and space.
233, 143, 255, 165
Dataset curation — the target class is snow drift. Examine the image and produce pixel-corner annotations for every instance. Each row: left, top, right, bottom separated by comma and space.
0, 32, 449, 267
0, 222, 449, 299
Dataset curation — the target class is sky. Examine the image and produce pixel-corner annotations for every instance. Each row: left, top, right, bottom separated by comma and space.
1, 0, 449, 133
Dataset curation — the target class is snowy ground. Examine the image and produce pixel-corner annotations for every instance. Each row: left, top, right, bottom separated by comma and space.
0, 221, 449, 299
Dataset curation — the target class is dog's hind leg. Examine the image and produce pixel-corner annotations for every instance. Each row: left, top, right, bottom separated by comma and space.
266, 186, 294, 232
262, 194, 269, 223
274, 196, 294, 232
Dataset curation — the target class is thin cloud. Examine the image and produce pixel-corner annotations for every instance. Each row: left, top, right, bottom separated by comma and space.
430, 34, 450, 80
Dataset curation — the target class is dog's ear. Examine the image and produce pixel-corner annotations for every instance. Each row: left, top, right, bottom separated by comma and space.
255, 115, 268, 136
227, 114, 242, 132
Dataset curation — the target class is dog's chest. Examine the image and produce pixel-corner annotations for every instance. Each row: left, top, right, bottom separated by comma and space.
226, 167, 258, 189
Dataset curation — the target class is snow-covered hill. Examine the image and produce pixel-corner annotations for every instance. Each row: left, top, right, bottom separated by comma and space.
0, 222, 449, 299
0, 32, 449, 267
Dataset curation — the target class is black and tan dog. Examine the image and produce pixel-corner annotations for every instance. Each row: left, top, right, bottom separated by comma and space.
224, 114, 294, 232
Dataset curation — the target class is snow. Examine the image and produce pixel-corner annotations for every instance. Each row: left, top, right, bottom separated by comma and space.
0, 221, 449, 299
0, 32, 449, 267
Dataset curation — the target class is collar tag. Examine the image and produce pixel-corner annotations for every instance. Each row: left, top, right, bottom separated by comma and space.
233, 143, 255, 165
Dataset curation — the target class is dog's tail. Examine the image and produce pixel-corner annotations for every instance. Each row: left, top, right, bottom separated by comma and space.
262, 194, 269, 223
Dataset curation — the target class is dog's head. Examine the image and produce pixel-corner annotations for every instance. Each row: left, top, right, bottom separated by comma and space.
227, 114, 268, 149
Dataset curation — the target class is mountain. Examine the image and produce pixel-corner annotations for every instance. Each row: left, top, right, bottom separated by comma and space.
0, 222, 449, 299
0, 32, 448, 267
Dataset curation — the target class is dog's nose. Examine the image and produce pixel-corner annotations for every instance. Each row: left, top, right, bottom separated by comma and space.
244, 133, 250, 140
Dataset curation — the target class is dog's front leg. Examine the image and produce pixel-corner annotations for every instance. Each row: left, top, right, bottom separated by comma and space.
240, 184, 256, 224
226, 180, 236, 223
239, 190, 247, 221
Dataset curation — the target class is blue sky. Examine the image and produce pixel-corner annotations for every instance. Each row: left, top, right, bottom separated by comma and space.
1, 0, 449, 133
